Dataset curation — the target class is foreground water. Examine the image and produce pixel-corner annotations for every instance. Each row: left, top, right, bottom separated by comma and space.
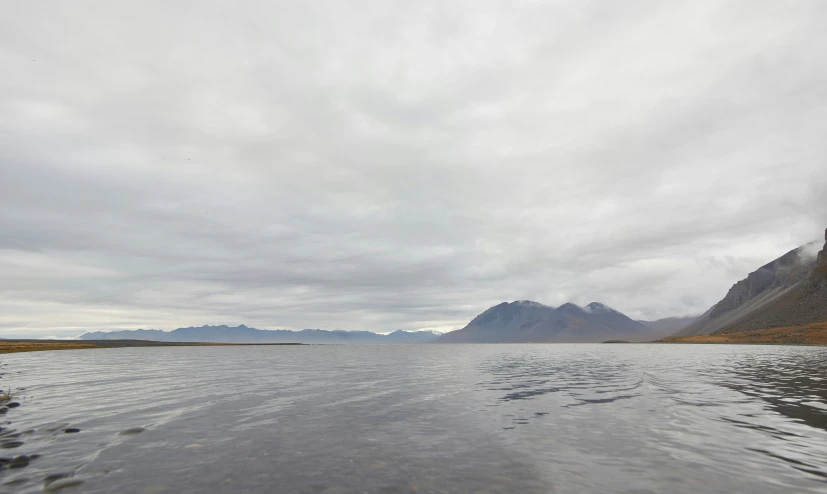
1, 344, 826, 493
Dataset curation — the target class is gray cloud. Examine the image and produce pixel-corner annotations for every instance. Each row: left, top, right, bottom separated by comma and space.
2, 1, 826, 337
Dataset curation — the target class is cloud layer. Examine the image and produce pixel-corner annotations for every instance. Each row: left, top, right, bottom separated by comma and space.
2, 1, 826, 337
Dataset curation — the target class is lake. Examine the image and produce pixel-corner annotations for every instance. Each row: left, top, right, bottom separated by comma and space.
1, 344, 826, 493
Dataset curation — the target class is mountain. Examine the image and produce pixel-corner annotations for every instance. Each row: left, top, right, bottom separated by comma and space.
436, 300, 656, 343
673, 238, 821, 337
637, 315, 703, 336
381, 329, 444, 343
711, 228, 827, 334
79, 325, 441, 344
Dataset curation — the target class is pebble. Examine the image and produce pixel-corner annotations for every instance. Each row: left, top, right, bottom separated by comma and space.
0, 441, 23, 449
5, 403, 19, 409
64, 428, 81, 434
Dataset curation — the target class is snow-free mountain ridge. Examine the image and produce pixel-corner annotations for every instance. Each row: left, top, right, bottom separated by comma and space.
80, 325, 441, 344
436, 300, 660, 343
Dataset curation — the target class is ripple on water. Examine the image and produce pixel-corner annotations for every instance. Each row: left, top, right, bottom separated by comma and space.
0, 344, 826, 493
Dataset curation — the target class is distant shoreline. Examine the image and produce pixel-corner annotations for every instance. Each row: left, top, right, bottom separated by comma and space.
3, 331, 826, 354
0, 339, 304, 354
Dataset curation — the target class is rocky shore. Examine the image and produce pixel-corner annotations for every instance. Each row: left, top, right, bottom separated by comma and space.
0, 359, 34, 481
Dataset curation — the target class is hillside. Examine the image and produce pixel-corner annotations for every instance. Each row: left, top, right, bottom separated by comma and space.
713, 228, 827, 334
637, 315, 702, 336
79, 325, 441, 344
672, 240, 819, 337
662, 322, 827, 345
437, 300, 657, 343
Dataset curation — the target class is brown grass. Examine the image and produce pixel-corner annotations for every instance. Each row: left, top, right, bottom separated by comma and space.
662, 321, 827, 345
0, 341, 99, 354
0, 340, 304, 354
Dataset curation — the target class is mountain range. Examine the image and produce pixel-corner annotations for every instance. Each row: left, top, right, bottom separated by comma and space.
80, 326, 441, 344
435, 228, 827, 343
79, 227, 827, 345
435, 301, 672, 343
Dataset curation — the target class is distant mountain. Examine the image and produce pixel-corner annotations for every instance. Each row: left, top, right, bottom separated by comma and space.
79, 325, 441, 344
673, 238, 821, 337
436, 300, 657, 343
637, 315, 702, 336
381, 329, 443, 343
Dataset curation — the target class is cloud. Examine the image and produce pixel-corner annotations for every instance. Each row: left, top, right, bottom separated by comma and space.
1, 1, 826, 337
800, 240, 824, 261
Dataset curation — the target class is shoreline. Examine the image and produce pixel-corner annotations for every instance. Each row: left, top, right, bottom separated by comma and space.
660, 322, 827, 346
0, 339, 303, 354
3, 332, 827, 354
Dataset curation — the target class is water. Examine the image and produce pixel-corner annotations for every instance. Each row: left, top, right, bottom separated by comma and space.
1, 344, 826, 493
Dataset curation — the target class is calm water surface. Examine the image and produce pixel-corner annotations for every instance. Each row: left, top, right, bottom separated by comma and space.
1, 344, 826, 493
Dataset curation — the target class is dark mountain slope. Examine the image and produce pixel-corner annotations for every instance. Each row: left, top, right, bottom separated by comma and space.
714, 228, 827, 334
673, 241, 819, 337
436, 301, 556, 343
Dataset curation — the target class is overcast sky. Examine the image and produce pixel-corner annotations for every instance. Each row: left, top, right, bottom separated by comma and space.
2, 1, 826, 338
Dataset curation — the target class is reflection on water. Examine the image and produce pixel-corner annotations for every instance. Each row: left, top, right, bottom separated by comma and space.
0, 344, 826, 493
714, 352, 827, 481
481, 352, 642, 406
721, 352, 827, 431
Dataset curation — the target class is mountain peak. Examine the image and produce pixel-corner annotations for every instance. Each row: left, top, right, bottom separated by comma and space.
584, 302, 616, 314
437, 299, 652, 343
511, 300, 551, 308
557, 302, 583, 310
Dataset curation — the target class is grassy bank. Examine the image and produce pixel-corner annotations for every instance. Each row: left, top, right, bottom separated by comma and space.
0, 339, 303, 354
661, 322, 827, 345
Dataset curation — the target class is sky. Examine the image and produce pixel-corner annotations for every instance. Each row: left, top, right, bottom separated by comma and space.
2, 1, 826, 338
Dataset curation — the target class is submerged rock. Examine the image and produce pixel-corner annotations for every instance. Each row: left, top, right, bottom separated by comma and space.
43, 478, 85, 492
42, 423, 70, 432
118, 427, 145, 436
2, 477, 29, 487
43, 472, 74, 485
9, 454, 31, 469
